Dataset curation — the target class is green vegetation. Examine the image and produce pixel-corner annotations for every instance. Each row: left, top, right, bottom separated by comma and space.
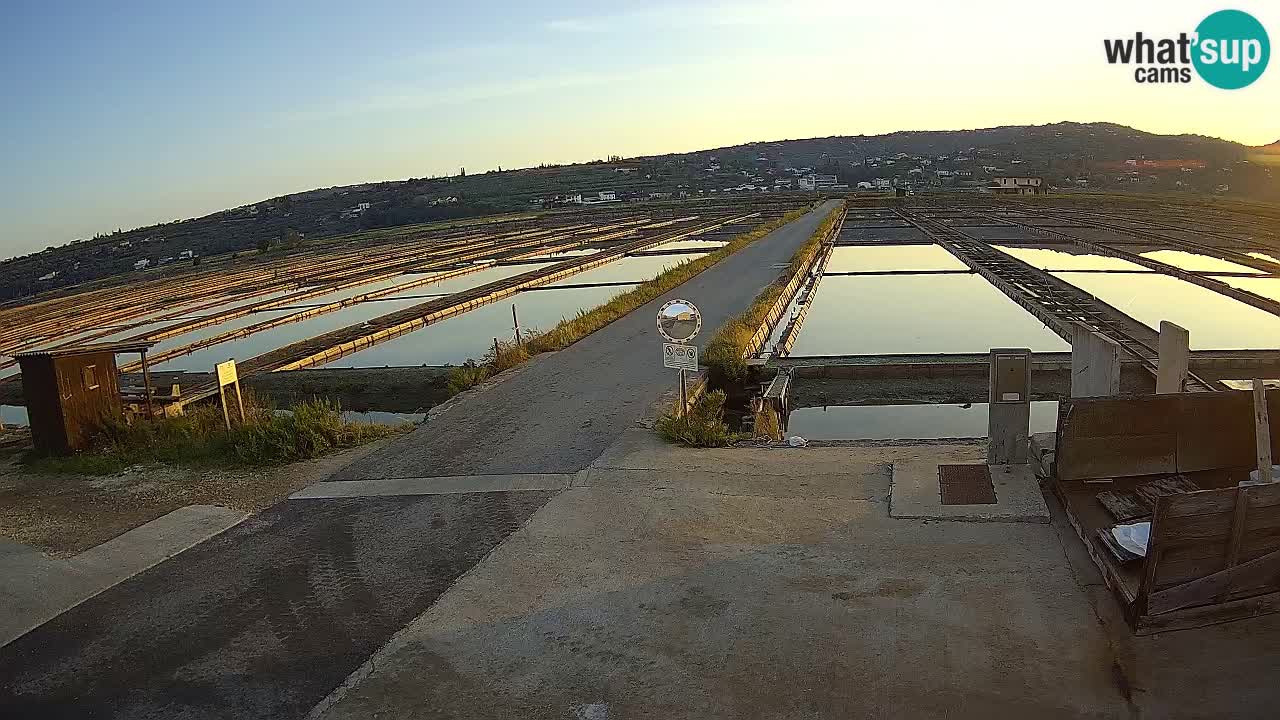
445, 339, 532, 395
702, 203, 844, 384
445, 207, 811, 395
655, 390, 740, 447
26, 397, 402, 475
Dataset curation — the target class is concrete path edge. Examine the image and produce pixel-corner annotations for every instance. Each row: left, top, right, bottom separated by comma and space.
0, 504, 248, 648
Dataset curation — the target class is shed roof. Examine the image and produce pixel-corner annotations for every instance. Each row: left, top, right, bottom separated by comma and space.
14, 340, 159, 360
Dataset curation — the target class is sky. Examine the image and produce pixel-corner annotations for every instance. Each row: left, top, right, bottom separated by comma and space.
1, 0, 1277, 259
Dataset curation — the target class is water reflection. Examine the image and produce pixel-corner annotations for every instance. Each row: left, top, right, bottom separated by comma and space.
825, 244, 967, 273
551, 253, 704, 286
340, 409, 424, 425
1247, 252, 1280, 268
788, 401, 1059, 440
148, 309, 299, 368
324, 283, 637, 368
1053, 272, 1280, 350
645, 239, 727, 252
148, 265, 544, 371
513, 249, 600, 262
1210, 275, 1280, 303
1, 404, 29, 426
1140, 250, 1264, 274
993, 245, 1150, 272
789, 275, 1069, 356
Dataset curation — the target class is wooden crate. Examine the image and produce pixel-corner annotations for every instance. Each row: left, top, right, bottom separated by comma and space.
1053, 390, 1280, 634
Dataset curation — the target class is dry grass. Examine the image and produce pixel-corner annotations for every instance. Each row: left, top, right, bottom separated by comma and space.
25, 395, 403, 475
701, 203, 844, 383
655, 389, 740, 447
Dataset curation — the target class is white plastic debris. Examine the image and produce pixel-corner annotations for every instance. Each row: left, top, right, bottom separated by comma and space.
1111, 522, 1151, 557
787, 435, 808, 448
1248, 465, 1280, 484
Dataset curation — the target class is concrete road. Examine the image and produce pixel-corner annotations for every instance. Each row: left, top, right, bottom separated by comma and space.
332, 200, 840, 480
0, 491, 557, 719
0, 203, 849, 719
313, 433, 1280, 720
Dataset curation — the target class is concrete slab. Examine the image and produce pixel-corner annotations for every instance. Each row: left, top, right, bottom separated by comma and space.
292, 473, 575, 498
1, 504, 246, 648
311, 448, 1125, 720
307, 435, 1280, 719
0, 492, 557, 718
0, 541, 89, 649
890, 451, 1050, 522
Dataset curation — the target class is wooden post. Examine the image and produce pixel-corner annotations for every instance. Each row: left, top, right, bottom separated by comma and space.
512, 304, 522, 345
679, 369, 688, 419
494, 337, 501, 361
1255, 380, 1273, 484
234, 380, 246, 424
1156, 321, 1190, 394
215, 359, 239, 430
139, 349, 154, 419
220, 385, 232, 430
1070, 325, 1120, 398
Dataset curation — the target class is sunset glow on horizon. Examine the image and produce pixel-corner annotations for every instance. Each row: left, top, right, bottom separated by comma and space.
2, 0, 1276, 256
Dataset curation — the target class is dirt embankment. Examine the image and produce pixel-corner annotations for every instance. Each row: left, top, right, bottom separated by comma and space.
2, 366, 454, 413
0, 437, 398, 556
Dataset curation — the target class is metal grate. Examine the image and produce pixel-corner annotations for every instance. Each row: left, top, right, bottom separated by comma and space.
938, 463, 997, 505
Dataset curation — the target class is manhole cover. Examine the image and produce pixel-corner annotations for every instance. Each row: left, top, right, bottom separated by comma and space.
938, 464, 997, 505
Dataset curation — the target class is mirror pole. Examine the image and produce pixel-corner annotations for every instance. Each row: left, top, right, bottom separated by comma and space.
680, 369, 687, 419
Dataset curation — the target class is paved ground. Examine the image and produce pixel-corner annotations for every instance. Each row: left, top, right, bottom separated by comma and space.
0, 491, 556, 719
10, 200, 1277, 718
332, 200, 839, 480
0, 207, 838, 719
312, 431, 1280, 720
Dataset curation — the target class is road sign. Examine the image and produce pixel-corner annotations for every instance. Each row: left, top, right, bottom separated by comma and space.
215, 359, 238, 387
214, 359, 245, 430
657, 299, 701, 343
663, 342, 698, 371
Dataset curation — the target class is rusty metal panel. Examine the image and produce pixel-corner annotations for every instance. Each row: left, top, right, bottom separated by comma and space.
939, 464, 997, 505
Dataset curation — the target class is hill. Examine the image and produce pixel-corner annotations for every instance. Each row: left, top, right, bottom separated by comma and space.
2, 121, 1276, 300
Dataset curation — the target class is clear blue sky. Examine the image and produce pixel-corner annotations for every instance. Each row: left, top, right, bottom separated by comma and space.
2, 0, 1276, 259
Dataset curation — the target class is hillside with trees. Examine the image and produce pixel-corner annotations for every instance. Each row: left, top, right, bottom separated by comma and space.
3, 121, 1276, 300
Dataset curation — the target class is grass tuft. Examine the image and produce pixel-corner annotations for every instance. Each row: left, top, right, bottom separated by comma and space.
445, 338, 533, 395
24, 395, 401, 475
655, 389, 741, 447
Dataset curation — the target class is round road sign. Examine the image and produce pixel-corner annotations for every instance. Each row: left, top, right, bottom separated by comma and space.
657, 299, 701, 343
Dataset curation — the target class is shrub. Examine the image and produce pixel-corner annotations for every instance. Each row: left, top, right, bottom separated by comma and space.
445, 336, 533, 395
25, 396, 400, 475
655, 389, 740, 447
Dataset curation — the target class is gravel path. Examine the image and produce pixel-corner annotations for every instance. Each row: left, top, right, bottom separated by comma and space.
332, 200, 839, 479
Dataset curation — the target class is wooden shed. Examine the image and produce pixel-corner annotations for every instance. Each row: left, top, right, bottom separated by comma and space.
14, 340, 158, 455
